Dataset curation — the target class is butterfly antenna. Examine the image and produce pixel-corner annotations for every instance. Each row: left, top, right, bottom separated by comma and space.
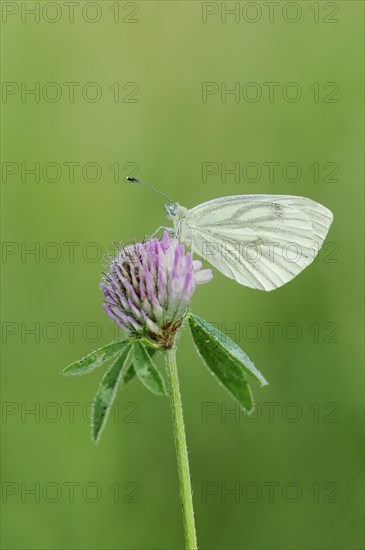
125, 176, 174, 204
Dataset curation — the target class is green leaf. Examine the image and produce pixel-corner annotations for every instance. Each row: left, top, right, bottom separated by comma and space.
61, 341, 127, 377
123, 361, 137, 387
188, 313, 268, 413
132, 341, 167, 396
92, 343, 133, 443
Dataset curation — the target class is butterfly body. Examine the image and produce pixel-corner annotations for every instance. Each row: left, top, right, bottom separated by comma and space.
166, 194, 333, 291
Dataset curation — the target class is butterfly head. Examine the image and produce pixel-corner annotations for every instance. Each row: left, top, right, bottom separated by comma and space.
164, 203, 179, 219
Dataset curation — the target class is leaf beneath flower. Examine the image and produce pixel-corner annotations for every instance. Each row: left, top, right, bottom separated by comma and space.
188, 313, 268, 413
61, 341, 128, 377
132, 342, 167, 396
92, 343, 133, 443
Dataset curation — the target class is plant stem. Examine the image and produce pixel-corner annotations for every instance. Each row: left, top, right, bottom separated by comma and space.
165, 347, 198, 550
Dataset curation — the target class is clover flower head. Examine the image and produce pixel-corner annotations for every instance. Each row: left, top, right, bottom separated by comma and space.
101, 231, 213, 348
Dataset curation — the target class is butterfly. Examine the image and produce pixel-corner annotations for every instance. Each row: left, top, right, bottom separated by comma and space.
126, 177, 334, 291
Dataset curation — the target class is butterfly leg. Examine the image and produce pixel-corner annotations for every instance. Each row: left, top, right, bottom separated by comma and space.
190, 238, 196, 255
149, 226, 175, 239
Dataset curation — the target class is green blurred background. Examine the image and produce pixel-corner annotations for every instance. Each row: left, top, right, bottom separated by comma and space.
1, 1, 364, 549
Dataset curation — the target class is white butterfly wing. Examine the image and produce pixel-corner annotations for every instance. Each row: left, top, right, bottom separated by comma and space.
177, 195, 333, 291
